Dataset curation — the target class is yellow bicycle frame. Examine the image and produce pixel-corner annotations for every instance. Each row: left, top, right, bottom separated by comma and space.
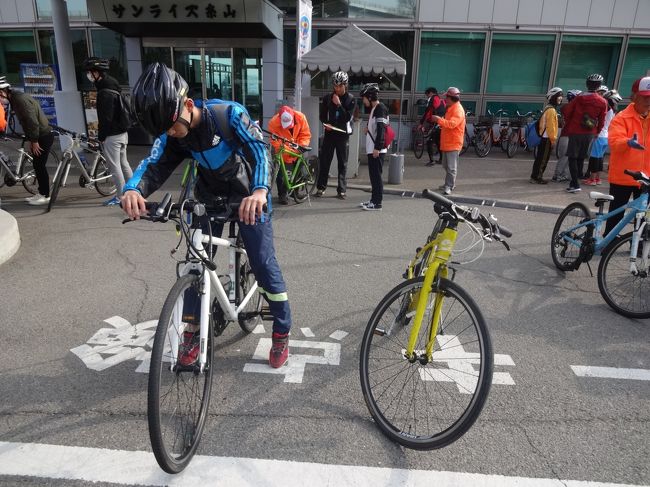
404, 224, 458, 362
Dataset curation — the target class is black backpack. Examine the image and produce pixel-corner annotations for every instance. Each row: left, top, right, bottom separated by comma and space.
100, 88, 139, 130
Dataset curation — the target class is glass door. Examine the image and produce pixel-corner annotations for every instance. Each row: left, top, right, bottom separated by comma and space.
205, 49, 233, 100
174, 48, 204, 99
234, 48, 262, 121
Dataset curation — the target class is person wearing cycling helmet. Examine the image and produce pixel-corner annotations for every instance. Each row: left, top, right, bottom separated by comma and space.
431, 87, 465, 195
121, 63, 292, 369
83, 57, 132, 206
315, 71, 356, 199
530, 87, 562, 184
359, 83, 388, 211
562, 73, 608, 193
418, 87, 446, 166
0, 75, 54, 205
585, 89, 622, 186
552, 89, 583, 182
596, 85, 609, 97
605, 76, 650, 236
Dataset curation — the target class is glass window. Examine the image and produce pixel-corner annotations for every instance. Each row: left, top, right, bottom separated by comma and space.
36, 0, 88, 19
555, 35, 622, 91
364, 30, 414, 90
90, 29, 128, 86
283, 28, 296, 90
620, 38, 650, 97
142, 47, 172, 69
0, 31, 37, 85
487, 33, 555, 94
272, 0, 415, 18
418, 32, 485, 94
38, 29, 88, 89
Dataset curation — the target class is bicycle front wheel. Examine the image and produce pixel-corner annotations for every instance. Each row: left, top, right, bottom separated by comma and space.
413, 130, 425, 159
360, 276, 493, 450
597, 233, 650, 319
291, 162, 310, 203
93, 156, 117, 196
550, 202, 591, 271
236, 239, 263, 333
148, 274, 214, 474
47, 156, 69, 212
506, 131, 519, 158
474, 129, 492, 157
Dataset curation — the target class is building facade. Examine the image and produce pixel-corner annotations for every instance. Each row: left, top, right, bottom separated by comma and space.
0, 0, 648, 130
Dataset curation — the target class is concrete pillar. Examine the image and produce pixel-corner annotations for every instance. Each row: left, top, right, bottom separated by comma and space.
261, 38, 284, 128
51, 0, 85, 133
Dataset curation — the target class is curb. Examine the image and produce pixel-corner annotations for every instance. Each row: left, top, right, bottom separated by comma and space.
345, 183, 565, 215
0, 209, 20, 266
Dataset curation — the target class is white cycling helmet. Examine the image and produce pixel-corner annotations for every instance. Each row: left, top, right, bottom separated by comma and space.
596, 85, 609, 94
566, 89, 582, 101
604, 89, 622, 103
332, 71, 348, 86
0, 76, 11, 90
546, 86, 563, 100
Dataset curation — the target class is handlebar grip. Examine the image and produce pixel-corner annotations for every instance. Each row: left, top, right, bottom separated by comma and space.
497, 224, 513, 238
422, 188, 453, 208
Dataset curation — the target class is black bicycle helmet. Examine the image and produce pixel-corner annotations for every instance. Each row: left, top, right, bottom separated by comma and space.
360, 83, 379, 101
83, 57, 110, 71
131, 62, 189, 136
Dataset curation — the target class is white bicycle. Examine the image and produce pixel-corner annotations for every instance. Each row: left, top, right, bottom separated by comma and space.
123, 193, 264, 473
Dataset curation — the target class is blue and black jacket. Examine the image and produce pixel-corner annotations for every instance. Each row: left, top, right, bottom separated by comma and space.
124, 99, 271, 208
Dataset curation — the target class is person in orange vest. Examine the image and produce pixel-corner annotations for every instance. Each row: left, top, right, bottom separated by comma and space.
604, 76, 650, 235
0, 98, 6, 133
268, 105, 311, 205
431, 87, 466, 195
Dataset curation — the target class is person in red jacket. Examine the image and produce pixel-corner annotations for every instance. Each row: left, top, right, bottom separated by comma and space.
604, 76, 650, 235
418, 87, 446, 166
268, 105, 311, 205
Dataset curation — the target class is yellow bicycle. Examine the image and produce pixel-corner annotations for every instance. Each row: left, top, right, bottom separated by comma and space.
359, 189, 512, 449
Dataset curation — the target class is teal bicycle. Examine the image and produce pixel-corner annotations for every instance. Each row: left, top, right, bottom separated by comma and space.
551, 169, 650, 318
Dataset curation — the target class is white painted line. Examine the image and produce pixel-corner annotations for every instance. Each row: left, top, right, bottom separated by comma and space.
329, 330, 348, 341
0, 441, 645, 487
252, 324, 266, 334
571, 365, 650, 381
301, 327, 315, 337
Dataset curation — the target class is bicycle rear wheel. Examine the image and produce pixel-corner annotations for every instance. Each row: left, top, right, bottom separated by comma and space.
413, 130, 425, 159
236, 238, 263, 333
93, 155, 117, 196
474, 129, 492, 157
506, 131, 519, 158
47, 156, 69, 212
360, 276, 493, 450
459, 131, 470, 156
550, 202, 591, 271
148, 273, 214, 474
291, 160, 312, 203
597, 233, 650, 319
306, 156, 320, 195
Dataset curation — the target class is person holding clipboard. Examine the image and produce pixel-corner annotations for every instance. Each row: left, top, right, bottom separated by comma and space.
315, 71, 356, 199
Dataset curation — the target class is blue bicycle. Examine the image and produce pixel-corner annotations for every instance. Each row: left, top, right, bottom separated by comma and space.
551, 169, 650, 318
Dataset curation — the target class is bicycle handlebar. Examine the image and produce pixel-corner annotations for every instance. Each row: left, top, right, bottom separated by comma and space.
50, 124, 97, 144
624, 169, 650, 187
422, 189, 513, 242
261, 128, 312, 153
516, 111, 533, 117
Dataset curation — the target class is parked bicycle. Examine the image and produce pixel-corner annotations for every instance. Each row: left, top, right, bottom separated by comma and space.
264, 129, 319, 203
359, 189, 512, 449
0, 134, 59, 194
412, 123, 439, 160
551, 170, 650, 318
123, 194, 264, 473
460, 110, 474, 156
46, 125, 115, 211
505, 111, 534, 158
474, 109, 509, 158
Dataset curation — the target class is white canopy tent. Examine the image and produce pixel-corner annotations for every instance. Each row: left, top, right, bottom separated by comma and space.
299, 24, 407, 151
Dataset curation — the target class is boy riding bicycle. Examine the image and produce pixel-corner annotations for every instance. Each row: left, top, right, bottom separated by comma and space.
121, 63, 292, 368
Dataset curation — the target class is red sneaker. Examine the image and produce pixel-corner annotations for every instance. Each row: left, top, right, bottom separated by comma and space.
269, 332, 289, 368
178, 330, 200, 366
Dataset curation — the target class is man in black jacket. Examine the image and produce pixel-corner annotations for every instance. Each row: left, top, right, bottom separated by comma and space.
84, 57, 132, 206
315, 71, 356, 199
0, 75, 54, 205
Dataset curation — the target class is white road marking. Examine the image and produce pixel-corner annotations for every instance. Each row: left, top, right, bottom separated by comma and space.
329, 330, 348, 341
571, 365, 650, 381
252, 324, 266, 334
243, 338, 341, 383
0, 441, 644, 487
300, 327, 315, 337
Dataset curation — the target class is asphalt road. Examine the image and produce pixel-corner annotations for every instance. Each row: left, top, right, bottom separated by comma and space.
0, 180, 648, 486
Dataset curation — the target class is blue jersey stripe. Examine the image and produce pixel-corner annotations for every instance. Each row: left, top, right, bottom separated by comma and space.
123, 134, 168, 193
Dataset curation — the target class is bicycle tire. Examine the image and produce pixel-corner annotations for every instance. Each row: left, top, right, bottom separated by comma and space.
474, 129, 492, 157
360, 276, 493, 450
550, 202, 591, 271
148, 273, 214, 474
46, 156, 69, 212
459, 131, 470, 156
93, 155, 117, 196
306, 156, 320, 195
597, 232, 650, 319
19, 157, 38, 195
413, 130, 425, 159
506, 131, 519, 158
0, 163, 6, 188
291, 162, 309, 203
236, 237, 263, 333
500, 133, 509, 152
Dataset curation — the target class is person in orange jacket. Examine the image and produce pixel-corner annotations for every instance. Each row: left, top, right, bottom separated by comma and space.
268, 105, 311, 204
604, 76, 650, 235
431, 87, 466, 195
0, 100, 6, 133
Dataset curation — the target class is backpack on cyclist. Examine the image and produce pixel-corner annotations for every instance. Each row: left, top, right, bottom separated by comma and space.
384, 124, 395, 150
100, 88, 139, 130
525, 107, 553, 148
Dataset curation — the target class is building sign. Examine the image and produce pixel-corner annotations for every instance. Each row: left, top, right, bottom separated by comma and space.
97, 1, 247, 22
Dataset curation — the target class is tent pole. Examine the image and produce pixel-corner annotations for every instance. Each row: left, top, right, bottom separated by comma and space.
396, 74, 405, 154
